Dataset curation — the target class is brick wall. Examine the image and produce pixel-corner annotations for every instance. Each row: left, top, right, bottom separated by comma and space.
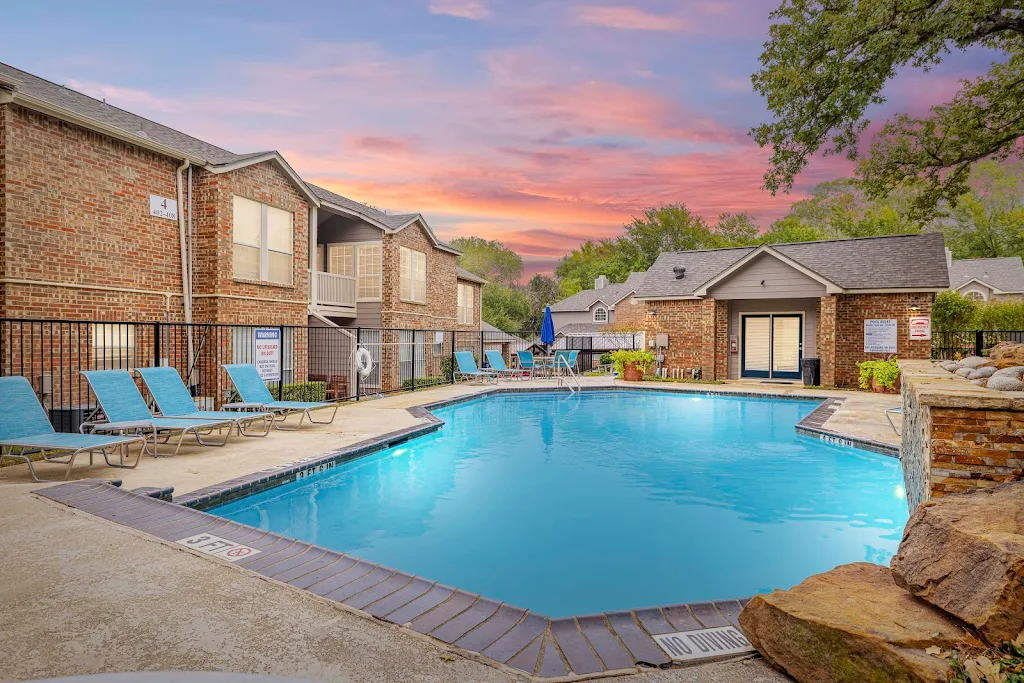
611, 294, 646, 330
1, 104, 185, 320
834, 292, 933, 387
190, 161, 309, 327
381, 221, 460, 330
642, 299, 703, 373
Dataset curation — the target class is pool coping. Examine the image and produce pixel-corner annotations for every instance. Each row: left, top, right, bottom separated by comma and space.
33, 384, 900, 679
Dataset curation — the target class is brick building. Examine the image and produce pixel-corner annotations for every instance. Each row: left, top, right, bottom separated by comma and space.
633, 233, 950, 387
0, 61, 483, 399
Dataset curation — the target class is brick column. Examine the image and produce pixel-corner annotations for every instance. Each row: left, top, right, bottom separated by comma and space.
818, 295, 837, 387
714, 300, 729, 380
700, 298, 718, 379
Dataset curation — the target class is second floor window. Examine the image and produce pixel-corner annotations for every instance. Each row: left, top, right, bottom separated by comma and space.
327, 243, 382, 300
233, 195, 293, 285
457, 283, 474, 324
593, 307, 608, 323
400, 246, 427, 303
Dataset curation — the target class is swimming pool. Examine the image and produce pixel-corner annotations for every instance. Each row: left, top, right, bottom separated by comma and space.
213, 390, 907, 617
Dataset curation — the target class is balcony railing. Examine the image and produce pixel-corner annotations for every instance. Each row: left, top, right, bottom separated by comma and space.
312, 270, 356, 309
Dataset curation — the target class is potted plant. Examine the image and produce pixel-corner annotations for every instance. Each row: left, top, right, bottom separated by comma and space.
609, 349, 656, 382
857, 358, 901, 394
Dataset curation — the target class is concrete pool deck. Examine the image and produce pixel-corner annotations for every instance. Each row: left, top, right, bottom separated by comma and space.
0, 378, 900, 682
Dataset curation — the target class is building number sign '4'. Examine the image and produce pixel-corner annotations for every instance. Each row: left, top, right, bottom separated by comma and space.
149, 194, 178, 221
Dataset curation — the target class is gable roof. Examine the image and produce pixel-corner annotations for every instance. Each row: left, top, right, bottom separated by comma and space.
949, 257, 1024, 293
636, 233, 950, 299
457, 267, 488, 284
309, 182, 459, 254
549, 272, 646, 312
481, 321, 524, 342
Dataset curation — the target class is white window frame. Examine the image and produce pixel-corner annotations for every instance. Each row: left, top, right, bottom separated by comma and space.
233, 195, 294, 285
400, 246, 427, 304
457, 282, 475, 324
325, 241, 382, 301
593, 306, 608, 323
91, 323, 135, 369
964, 290, 987, 302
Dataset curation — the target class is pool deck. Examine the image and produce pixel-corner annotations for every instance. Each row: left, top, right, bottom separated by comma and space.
0, 378, 899, 682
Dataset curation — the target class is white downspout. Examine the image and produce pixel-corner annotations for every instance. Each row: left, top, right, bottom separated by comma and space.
176, 159, 195, 379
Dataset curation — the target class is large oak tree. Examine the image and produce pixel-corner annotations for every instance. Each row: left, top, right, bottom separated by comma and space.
752, 0, 1024, 218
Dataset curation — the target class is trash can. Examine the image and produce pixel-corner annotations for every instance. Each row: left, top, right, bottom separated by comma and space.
801, 357, 820, 386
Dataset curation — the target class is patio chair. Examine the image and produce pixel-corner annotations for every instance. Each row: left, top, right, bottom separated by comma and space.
134, 366, 272, 437
554, 350, 580, 375
221, 364, 340, 431
454, 351, 498, 384
484, 350, 524, 380
0, 375, 146, 481
81, 370, 234, 456
516, 350, 536, 377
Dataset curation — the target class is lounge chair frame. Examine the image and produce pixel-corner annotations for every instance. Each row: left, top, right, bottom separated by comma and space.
221, 364, 340, 431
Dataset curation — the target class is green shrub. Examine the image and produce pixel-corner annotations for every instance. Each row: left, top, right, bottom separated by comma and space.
934, 289, 1024, 331
857, 359, 900, 390
609, 349, 656, 375
229, 380, 326, 403
401, 375, 447, 390
440, 356, 455, 381
599, 352, 613, 365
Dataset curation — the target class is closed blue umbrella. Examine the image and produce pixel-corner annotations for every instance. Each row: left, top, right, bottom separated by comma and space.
540, 306, 555, 352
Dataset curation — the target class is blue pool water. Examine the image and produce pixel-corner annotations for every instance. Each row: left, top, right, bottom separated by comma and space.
213, 391, 908, 616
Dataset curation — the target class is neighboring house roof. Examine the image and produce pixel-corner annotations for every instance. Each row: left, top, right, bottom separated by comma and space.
636, 233, 950, 299
949, 257, 1024, 293
456, 267, 488, 284
557, 323, 608, 335
549, 272, 646, 312
481, 321, 525, 342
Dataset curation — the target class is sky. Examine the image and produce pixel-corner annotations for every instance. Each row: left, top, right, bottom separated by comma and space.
3, 1, 994, 278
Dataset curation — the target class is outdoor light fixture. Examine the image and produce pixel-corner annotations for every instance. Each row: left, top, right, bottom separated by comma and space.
910, 304, 920, 312
647, 308, 657, 319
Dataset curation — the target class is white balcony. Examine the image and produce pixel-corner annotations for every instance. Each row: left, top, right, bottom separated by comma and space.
310, 270, 357, 316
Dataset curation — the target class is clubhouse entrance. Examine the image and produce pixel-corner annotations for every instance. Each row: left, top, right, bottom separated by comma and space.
740, 313, 803, 380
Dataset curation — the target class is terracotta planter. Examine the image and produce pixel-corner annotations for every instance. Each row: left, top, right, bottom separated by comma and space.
622, 362, 644, 382
870, 374, 901, 394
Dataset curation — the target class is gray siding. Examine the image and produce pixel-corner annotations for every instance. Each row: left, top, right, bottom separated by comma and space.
708, 254, 828, 300
727, 298, 818, 379
551, 303, 615, 330
328, 301, 382, 328
318, 214, 383, 245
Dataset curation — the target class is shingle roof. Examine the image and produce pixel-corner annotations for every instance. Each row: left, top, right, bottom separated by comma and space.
557, 323, 608, 335
550, 272, 645, 312
0, 62, 246, 165
949, 257, 1024, 293
457, 267, 488, 284
481, 321, 525, 342
636, 233, 950, 298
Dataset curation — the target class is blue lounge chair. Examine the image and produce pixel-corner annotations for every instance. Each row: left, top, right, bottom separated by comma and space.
484, 350, 523, 380
516, 350, 536, 377
81, 370, 234, 456
221, 364, 339, 431
454, 351, 498, 384
0, 375, 146, 481
135, 367, 272, 437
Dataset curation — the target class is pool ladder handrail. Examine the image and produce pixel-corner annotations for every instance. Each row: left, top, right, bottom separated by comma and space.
556, 359, 581, 394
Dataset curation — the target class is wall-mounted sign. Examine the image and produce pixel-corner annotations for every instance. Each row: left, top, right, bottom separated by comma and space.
864, 319, 898, 353
149, 194, 178, 220
909, 316, 932, 341
254, 328, 281, 381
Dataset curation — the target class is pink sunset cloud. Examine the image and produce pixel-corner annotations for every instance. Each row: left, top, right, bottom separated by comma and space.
576, 5, 688, 31
428, 0, 491, 19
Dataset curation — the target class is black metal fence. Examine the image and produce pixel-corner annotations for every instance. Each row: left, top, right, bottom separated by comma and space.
0, 318, 645, 432
931, 330, 1024, 360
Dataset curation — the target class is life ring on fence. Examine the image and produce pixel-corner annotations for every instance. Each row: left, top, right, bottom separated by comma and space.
352, 347, 375, 378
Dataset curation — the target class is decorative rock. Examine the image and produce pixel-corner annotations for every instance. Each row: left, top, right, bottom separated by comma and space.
958, 356, 988, 369
892, 481, 1024, 646
992, 366, 1024, 379
971, 378, 988, 386
938, 361, 959, 372
738, 563, 967, 683
986, 375, 1024, 392
955, 367, 974, 377
988, 342, 1024, 369
968, 366, 997, 379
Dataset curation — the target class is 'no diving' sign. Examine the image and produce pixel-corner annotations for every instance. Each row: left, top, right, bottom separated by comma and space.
176, 533, 262, 562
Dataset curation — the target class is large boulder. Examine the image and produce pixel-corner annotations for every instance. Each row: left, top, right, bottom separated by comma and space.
986, 375, 1024, 392
968, 366, 997, 380
892, 481, 1024, 646
738, 563, 968, 683
988, 342, 1024, 369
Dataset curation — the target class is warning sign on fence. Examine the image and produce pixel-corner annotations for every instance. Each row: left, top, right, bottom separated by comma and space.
254, 328, 281, 381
